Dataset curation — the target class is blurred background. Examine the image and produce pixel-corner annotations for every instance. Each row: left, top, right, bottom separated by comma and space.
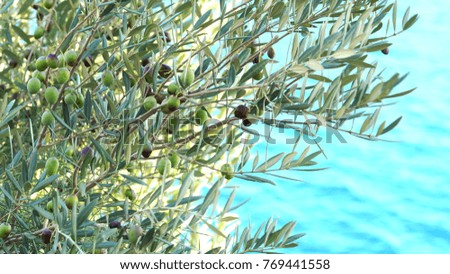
227, 0, 450, 253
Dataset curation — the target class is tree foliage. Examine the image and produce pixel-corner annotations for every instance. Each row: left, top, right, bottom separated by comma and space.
0, 0, 416, 253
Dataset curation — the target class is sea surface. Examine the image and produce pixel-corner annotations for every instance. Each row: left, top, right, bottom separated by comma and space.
227, 0, 450, 253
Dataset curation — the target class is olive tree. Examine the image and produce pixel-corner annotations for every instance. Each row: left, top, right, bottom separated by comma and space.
0, 0, 416, 253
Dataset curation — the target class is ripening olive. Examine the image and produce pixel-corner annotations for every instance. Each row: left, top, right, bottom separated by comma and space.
267, 47, 275, 59
167, 96, 180, 112
64, 50, 78, 66
46, 54, 59, 69
143, 96, 157, 111
65, 195, 78, 210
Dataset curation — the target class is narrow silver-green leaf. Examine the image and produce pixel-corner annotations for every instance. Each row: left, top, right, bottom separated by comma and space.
120, 174, 146, 186
77, 199, 98, 228
255, 153, 285, 172
382, 116, 402, 135
31, 174, 59, 194
31, 205, 54, 220
89, 136, 115, 164
194, 9, 212, 30
239, 60, 270, 84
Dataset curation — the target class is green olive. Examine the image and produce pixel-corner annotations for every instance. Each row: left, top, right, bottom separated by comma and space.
27, 77, 41, 94
169, 153, 180, 168
124, 188, 137, 201
35, 56, 48, 71
64, 50, 78, 66
221, 163, 234, 180
180, 69, 194, 88
56, 68, 70, 84
167, 83, 179, 95
0, 223, 12, 239
157, 158, 171, 175
195, 109, 208, 125
102, 70, 114, 87
45, 86, 59, 105
65, 195, 78, 210
41, 110, 55, 126
143, 96, 157, 111
128, 225, 143, 245
45, 157, 59, 176
34, 26, 45, 39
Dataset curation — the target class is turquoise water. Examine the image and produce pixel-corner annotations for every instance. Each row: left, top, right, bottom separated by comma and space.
229, 1, 450, 253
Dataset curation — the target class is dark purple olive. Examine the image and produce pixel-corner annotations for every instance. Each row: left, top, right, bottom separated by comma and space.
141, 147, 152, 158
381, 48, 389, 55
41, 228, 52, 244
177, 92, 186, 103
143, 65, 154, 83
81, 146, 93, 157
109, 221, 121, 229
154, 93, 165, 104
141, 58, 150, 67
158, 64, 172, 78
267, 47, 275, 59
163, 31, 171, 43
234, 105, 249, 119
144, 86, 154, 97
46, 20, 53, 32
9, 60, 18, 68
242, 119, 252, 127
83, 55, 94, 67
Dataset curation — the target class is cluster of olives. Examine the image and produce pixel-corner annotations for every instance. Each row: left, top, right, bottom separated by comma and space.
155, 153, 180, 175
139, 59, 199, 175
105, 220, 142, 246
31, 0, 56, 39
26, 49, 83, 127
43, 156, 78, 222
27, 9, 264, 210
141, 60, 196, 116
249, 44, 276, 80
46, 194, 77, 212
